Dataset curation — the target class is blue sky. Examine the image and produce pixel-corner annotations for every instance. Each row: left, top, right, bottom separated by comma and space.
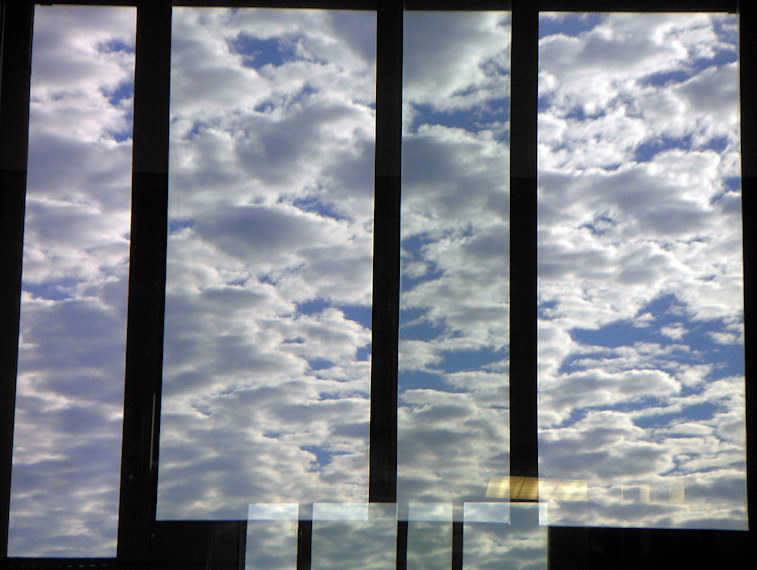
7, 5, 745, 562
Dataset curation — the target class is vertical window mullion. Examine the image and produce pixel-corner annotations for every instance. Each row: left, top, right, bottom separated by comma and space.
0, 1, 34, 557
369, 0, 403, 505
509, 0, 539, 480
740, 0, 757, 532
116, 2, 172, 564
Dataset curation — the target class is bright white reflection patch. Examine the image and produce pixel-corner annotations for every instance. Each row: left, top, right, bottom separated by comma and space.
538, 12, 746, 530
408, 502, 453, 522
313, 502, 370, 522
158, 8, 376, 521
247, 503, 299, 521
8, 5, 135, 557
398, 9, 511, 516
464, 502, 510, 524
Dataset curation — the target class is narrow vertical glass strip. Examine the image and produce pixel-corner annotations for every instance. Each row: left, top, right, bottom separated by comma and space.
8, 5, 136, 556
538, 12, 746, 529
158, 8, 376, 520
398, 11, 511, 511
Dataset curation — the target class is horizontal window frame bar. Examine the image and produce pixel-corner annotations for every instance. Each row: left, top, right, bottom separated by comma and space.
17, 1, 742, 13
5, 559, 116, 569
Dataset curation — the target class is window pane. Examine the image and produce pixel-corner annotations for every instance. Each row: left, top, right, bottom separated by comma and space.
398, 10, 510, 510
158, 8, 376, 520
9, 5, 135, 556
538, 12, 746, 529
463, 503, 547, 569
245, 504, 298, 569
311, 503, 396, 569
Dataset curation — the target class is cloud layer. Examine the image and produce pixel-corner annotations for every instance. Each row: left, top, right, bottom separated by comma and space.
9, 5, 136, 557
8, 6, 746, 561
398, 11, 511, 507
157, 8, 376, 520
538, 12, 746, 529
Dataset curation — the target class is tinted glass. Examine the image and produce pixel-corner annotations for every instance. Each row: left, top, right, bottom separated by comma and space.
399, 10, 511, 511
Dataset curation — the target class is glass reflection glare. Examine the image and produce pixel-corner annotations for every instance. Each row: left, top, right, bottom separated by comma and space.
465, 503, 547, 569
245, 520, 297, 570
537, 12, 746, 529
246, 501, 544, 569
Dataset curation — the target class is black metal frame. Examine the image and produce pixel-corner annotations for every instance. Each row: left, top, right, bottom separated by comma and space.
0, 0, 754, 567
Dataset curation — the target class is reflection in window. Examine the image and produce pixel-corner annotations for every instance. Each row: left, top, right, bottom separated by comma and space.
311, 503, 396, 569
464, 503, 547, 568
398, 4, 511, 542
158, 8, 376, 520
538, 12, 746, 529
406, 503, 454, 568
245, 504, 298, 569
8, 5, 136, 556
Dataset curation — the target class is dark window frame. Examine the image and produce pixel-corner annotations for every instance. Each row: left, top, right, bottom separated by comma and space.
0, 0, 754, 567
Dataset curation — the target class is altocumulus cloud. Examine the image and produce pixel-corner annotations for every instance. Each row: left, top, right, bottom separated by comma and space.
538, 12, 746, 529
157, 8, 376, 520
9, 5, 135, 557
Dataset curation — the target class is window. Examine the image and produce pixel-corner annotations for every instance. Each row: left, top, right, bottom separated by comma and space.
6, 5, 136, 557
0, 0, 754, 567
159, 6, 376, 522
538, 11, 746, 530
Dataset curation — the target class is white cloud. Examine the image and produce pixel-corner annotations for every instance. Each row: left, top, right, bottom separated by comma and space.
538, 13, 745, 530
403, 11, 510, 118
9, 6, 135, 557
157, 8, 376, 519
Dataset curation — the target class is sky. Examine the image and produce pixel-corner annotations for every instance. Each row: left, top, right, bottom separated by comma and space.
398, 12, 510, 513
9, 6, 135, 557
158, 8, 377, 523
6, 4, 745, 564
538, 12, 745, 530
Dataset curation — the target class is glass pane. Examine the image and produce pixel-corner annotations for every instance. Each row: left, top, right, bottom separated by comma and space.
311, 503, 396, 569
406, 503, 453, 568
398, 10, 511, 511
463, 503, 547, 569
538, 12, 746, 529
8, 5, 135, 556
158, 8, 376, 520
245, 504, 299, 569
